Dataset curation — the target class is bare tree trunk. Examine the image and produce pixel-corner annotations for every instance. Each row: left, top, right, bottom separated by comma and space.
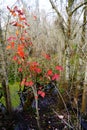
2, 79, 12, 113
81, 62, 87, 113
73, 58, 82, 109
81, 5, 87, 46
81, 1, 87, 113
0, 12, 12, 113
0, 42, 12, 113
65, 45, 70, 86
65, 7, 72, 90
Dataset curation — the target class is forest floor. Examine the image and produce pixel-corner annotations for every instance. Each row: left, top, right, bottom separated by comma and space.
0, 83, 87, 130
0, 97, 84, 130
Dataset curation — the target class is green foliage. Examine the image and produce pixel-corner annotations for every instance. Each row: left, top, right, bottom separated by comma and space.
0, 82, 20, 108
8, 63, 20, 84
9, 82, 20, 108
59, 87, 65, 94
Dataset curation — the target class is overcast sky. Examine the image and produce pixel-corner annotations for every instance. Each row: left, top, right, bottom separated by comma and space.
0, 0, 54, 25
1, 0, 52, 13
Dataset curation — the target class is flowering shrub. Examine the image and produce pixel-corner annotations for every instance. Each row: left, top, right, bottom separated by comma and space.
6, 6, 63, 100
6, 6, 64, 129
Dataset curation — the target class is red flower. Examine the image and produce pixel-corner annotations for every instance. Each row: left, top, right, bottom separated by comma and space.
38, 90, 45, 98
11, 21, 18, 26
17, 45, 25, 58
13, 6, 18, 11
45, 54, 50, 60
55, 66, 63, 71
52, 74, 60, 80
35, 67, 42, 74
29, 62, 39, 72
17, 9, 24, 15
13, 56, 18, 61
17, 60, 21, 64
25, 82, 29, 87
43, 53, 51, 60
11, 42, 15, 48
47, 69, 53, 76
20, 36, 25, 41
28, 81, 34, 86
25, 81, 34, 87
6, 45, 11, 50
24, 22, 30, 26
18, 67, 22, 72
17, 51, 25, 58
7, 36, 16, 41
19, 16, 26, 21
21, 78, 26, 86
30, 62, 38, 67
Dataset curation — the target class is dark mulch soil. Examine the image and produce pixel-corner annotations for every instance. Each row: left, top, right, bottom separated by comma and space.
0, 89, 66, 130
0, 106, 65, 130
1, 82, 87, 130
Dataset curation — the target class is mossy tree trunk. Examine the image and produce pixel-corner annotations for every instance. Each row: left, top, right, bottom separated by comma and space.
81, 63, 87, 113
0, 12, 12, 113
81, 0, 87, 113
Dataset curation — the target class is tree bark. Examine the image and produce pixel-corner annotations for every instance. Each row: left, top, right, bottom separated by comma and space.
81, 62, 87, 113
0, 12, 12, 113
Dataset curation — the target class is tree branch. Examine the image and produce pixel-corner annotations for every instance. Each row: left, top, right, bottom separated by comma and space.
71, 1, 87, 15
49, 0, 66, 25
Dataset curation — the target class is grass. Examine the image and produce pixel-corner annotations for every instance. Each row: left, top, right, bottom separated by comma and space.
0, 82, 20, 109
9, 82, 20, 108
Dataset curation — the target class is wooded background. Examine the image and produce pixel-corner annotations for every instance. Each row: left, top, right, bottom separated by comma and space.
0, 0, 87, 114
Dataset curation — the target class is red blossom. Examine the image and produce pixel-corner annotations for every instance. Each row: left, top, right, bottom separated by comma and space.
20, 36, 25, 41
13, 56, 18, 61
47, 69, 53, 76
11, 21, 18, 26
19, 16, 26, 21
18, 67, 22, 72
17, 51, 25, 58
10, 21, 24, 28
21, 78, 26, 86
6, 45, 11, 50
7, 36, 16, 41
10, 42, 15, 48
25, 82, 29, 87
55, 66, 63, 71
17, 60, 21, 65
28, 81, 34, 86
7, 6, 16, 16
17, 9, 24, 15
25, 81, 34, 87
45, 54, 50, 60
30, 62, 38, 67
52, 74, 60, 80
43, 53, 51, 60
38, 90, 45, 98
29, 62, 39, 72
13, 6, 18, 11
17, 45, 25, 58
24, 22, 30, 26
35, 67, 42, 74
